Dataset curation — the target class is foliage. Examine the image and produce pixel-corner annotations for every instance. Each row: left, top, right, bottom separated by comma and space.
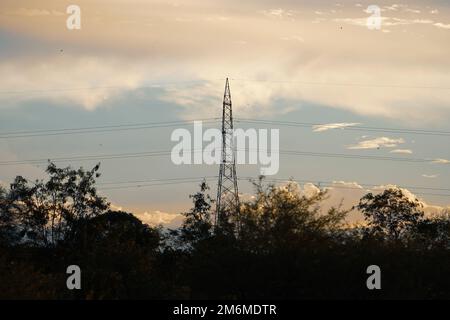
239, 178, 348, 251
0, 162, 108, 246
357, 188, 424, 241
1, 166, 450, 299
178, 181, 214, 247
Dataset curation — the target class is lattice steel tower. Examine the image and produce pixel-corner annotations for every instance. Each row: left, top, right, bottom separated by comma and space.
215, 78, 240, 227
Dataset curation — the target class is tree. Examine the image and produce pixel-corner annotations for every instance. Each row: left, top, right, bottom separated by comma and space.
0, 185, 20, 246
415, 210, 450, 249
0, 162, 109, 246
82, 210, 160, 249
239, 178, 348, 251
357, 188, 424, 241
178, 181, 214, 247
63, 211, 162, 299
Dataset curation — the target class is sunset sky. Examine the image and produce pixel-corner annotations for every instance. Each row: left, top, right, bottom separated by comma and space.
1, 0, 450, 226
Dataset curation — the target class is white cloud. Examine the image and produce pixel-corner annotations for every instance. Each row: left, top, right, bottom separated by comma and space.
335, 16, 449, 30
312, 122, 360, 132
275, 181, 320, 199
284, 180, 448, 223
383, 4, 401, 12
0, 57, 145, 110
329, 181, 363, 190
422, 174, 438, 178
390, 149, 413, 154
110, 203, 124, 211
204, 16, 231, 22
302, 182, 321, 198
1, 1, 450, 124
405, 8, 421, 14
280, 35, 304, 43
434, 22, 450, 29
347, 137, 404, 150
432, 158, 450, 164
2, 8, 65, 17
138, 210, 184, 228
125, 179, 450, 227
333, 17, 368, 27
372, 184, 419, 202
262, 9, 294, 19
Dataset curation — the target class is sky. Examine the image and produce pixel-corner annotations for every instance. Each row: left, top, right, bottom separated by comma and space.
1, 0, 450, 226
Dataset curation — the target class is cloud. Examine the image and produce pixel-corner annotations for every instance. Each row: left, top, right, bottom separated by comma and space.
334, 17, 436, 28
302, 182, 321, 198
117, 179, 450, 227
422, 174, 438, 178
312, 122, 360, 132
276, 180, 448, 223
330, 181, 363, 189
324, 182, 448, 222
434, 22, 450, 29
347, 137, 404, 150
2, 1, 450, 123
372, 184, 420, 202
390, 149, 413, 154
383, 4, 401, 12
334, 15, 450, 30
432, 158, 450, 164
280, 35, 304, 43
333, 17, 369, 27
405, 8, 421, 14
2, 8, 65, 17
138, 210, 184, 228
262, 9, 294, 19
0, 57, 145, 110
110, 203, 124, 211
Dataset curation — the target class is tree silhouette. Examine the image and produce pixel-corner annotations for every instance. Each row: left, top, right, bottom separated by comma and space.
178, 181, 214, 248
0, 162, 108, 246
239, 178, 348, 251
2, 165, 450, 299
415, 211, 450, 249
357, 188, 424, 241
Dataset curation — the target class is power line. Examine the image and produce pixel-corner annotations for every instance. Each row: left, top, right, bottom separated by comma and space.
0, 119, 220, 139
277, 150, 447, 164
99, 177, 218, 191
231, 78, 450, 90
2, 117, 448, 139
98, 176, 218, 186
0, 150, 172, 166
0, 79, 225, 95
98, 175, 450, 193
236, 119, 450, 137
1, 149, 448, 166
93, 175, 450, 198
2, 78, 450, 96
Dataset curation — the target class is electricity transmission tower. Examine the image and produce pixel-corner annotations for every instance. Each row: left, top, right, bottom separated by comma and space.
215, 78, 240, 228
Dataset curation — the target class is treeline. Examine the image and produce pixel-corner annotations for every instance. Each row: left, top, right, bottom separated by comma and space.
1, 163, 450, 299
